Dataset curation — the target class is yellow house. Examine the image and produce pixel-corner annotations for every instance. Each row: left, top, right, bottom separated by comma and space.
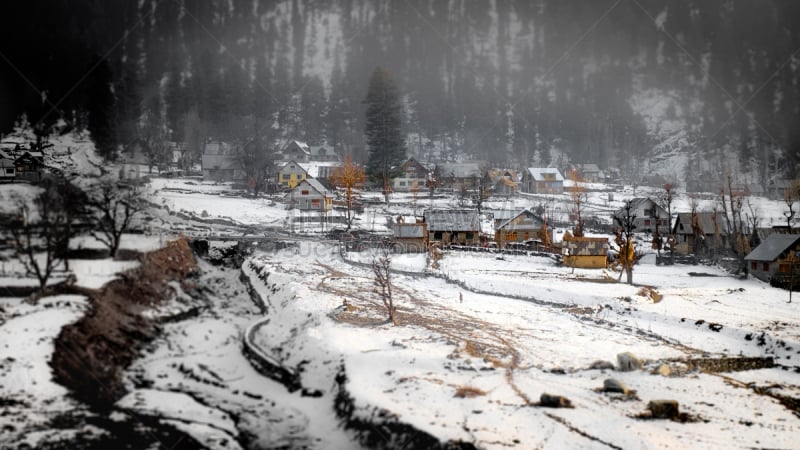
278, 160, 309, 189
562, 231, 609, 269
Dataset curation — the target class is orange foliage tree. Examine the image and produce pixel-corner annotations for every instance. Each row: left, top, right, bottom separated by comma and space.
330, 154, 366, 230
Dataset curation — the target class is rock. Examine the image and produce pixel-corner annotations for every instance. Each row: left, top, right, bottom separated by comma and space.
617, 352, 642, 371
655, 363, 671, 377
602, 378, 630, 394
588, 360, 615, 370
540, 393, 573, 408
648, 400, 680, 419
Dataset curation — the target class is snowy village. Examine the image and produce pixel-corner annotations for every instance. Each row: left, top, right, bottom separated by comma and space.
2, 1, 800, 449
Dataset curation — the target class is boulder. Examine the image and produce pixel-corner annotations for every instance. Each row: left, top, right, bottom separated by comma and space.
588, 360, 615, 370
617, 352, 642, 371
648, 400, 680, 419
602, 378, 630, 395
540, 393, 573, 408
655, 363, 671, 377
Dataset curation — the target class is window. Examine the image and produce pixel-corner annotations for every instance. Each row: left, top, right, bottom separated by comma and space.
779, 263, 790, 273
644, 219, 651, 226
311, 199, 320, 207
399, 181, 406, 187
5, 168, 12, 174
301, 190, 309, 195
763, 263, 770, 272
751, 262, 757, 271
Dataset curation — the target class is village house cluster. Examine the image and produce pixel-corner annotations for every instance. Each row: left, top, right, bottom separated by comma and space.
6, 134, 800, 290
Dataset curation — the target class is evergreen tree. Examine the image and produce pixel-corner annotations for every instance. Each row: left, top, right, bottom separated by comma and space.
364, 66, 406, 200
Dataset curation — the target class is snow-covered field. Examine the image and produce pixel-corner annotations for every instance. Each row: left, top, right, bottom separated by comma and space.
245, 242, 799, 449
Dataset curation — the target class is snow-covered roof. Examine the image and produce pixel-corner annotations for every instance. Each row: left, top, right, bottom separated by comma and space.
495, 210, 543, 231
674, 212, 729, 235
438, 162, 484, 179
295, 178, 331, 195
202, 154, 238, 170
299, 161, 341, 178
525, 167, 564, 181
423, 209, 480, 231
745, 233, 800, 262
393, 222, 426, 238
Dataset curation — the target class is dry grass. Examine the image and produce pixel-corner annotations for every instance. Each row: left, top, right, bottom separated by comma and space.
454, 385, 487, 398
638, 286, 663, 303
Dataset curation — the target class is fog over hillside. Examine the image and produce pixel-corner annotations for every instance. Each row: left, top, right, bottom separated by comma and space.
2, 1, 800, 183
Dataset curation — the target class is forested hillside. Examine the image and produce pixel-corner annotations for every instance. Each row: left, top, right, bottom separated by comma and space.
2, 0, 799, 183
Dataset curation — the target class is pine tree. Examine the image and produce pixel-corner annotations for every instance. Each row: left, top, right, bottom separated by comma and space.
364, 66, 406, 201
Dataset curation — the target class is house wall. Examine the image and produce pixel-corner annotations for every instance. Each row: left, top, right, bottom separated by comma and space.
427, 230, 479, 246
278, 170, 307, 188
564, 255, 607, 269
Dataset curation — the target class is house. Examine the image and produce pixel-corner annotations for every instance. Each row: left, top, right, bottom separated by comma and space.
641, 174, 668, 188
484, 169, 519, 196
574, 164, 601, 182
286, 178, 333, 211
280, 141, 311, 162
767, 179, 799, 200
672, 212, 729, 255
423, 209, 481, 246
745, 234, 800, 283
521, 168, 564, 194
437, 162, 486, 191
494, 210, 544, 248
613, 198, 670, 233
562, 231, 609, 269
309, 145, 340, 162
0, 156, 15, 182
202, 141, 246, 183
278, 160, 309, 189
392, 220, 428, 253
393, 157, 428, 192
14, 151, 44, 183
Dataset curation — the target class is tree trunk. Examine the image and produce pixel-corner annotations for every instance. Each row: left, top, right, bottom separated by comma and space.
625, 268, 633, 285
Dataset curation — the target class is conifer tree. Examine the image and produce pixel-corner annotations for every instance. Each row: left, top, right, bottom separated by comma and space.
363, 67, 406, 202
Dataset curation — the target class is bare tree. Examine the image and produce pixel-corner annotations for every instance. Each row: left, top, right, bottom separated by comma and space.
88, 178, 141, 258
330, 154, 366, 231
660, 183, 675, 258
9, 178, 83, 292
784, 187, 795, 229
613, 200, 640, 284
719, 169, 748, 270
372, 247, 397, 325
569, 170, 587, 237
745, 198, 761, 258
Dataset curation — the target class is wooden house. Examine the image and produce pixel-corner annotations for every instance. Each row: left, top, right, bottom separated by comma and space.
278, 160, 309, 189
484, 169, 519, 196
574, 163, 601, 182
521, 168, 564, 194
562, 231, 609, 269
613, 198, 669, 233
423, 209, 481, 246
392, 221, 428, 253
280, 141, 310, 162
202, 141, 246, 183
672, 212, 729, 255
393, 157, 428, 192
745, 234, 800, 283
0, 156, 16, 182
437, 162, 486, 191
494, 210, 543, 248
310, 145, 340, 162
286, 178, 333, 211
14, 151, 44, 183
